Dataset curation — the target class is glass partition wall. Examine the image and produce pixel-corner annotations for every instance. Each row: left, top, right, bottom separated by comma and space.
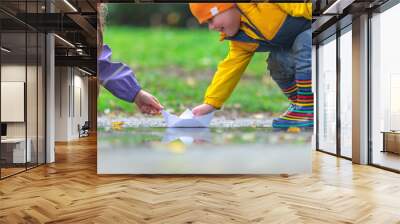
0, 1, 46, 179
339, 27, 352, 159
316, 25, 353, 159
315, 0, 400, 172
317, 35, 337, 155
370, 2, 400, 171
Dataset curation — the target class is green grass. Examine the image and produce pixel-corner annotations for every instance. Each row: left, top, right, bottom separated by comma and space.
99, 26, 288, 115
103, 26, 269, 76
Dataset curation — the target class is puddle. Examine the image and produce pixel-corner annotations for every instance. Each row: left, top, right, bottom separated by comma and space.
98, 127, 313, 174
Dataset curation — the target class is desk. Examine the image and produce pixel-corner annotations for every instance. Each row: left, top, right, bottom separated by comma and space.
1, 138, 31, 163
382, 131, 400, 154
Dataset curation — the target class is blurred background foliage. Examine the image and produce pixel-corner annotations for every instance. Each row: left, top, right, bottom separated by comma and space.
99, 3, 288, 117
106, 3, 201, 28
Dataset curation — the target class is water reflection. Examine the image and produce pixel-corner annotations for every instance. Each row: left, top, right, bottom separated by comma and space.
98, 127, 312, 174
162, 128, 212, 145
100, 127, 311, 145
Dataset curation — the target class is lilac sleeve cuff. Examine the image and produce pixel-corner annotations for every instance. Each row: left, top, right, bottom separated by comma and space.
98, 44, 141, 102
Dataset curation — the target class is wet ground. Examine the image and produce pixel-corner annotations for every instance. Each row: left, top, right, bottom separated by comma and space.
98, 127, 313, 175
98, 116, 273, 128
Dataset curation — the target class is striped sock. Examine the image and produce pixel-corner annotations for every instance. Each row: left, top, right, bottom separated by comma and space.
278, 79, 313, 121
275, 80, 297, 103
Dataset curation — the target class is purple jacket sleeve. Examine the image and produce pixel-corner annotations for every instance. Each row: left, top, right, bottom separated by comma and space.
98, 44, 141, 102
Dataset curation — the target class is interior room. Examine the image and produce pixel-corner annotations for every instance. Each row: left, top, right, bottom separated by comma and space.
370, 2, 400, 171
1, 7, 46, 177
313, 0, 400, 172
0, 0, 97, 179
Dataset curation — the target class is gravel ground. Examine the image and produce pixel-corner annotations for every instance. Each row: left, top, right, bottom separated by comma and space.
98, 116, 273, 128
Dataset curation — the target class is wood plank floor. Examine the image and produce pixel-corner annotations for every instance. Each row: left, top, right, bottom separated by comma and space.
1, 167, 26, 178
1, 134, 400, 223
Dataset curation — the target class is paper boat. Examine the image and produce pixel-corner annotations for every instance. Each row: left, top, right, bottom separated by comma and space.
162, 109, 214, 128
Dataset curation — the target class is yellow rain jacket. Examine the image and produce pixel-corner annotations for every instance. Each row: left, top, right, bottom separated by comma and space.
204, 3, 312, 109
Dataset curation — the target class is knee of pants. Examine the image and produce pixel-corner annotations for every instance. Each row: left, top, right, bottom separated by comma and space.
267, 51, 295, 82
292, 29, 311, 74
292, 29, 311, 54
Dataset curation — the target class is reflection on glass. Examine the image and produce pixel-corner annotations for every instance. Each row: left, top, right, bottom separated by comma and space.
371, 3, 400, 171
0, 1, 47, 178
98, 127, 312, 174
340, 29, 352, 158
27, 32, 38, 169
1, 30, 27, 177
318, 37, 337, 154
38, 32, 46, 165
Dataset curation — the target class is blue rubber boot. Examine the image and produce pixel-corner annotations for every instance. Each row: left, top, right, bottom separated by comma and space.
272, 78, 313, 128
272, 106, 314, 128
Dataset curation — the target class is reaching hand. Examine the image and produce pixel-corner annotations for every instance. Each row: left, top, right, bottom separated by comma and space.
134, 90, 164, 115
192, 103, 216, 116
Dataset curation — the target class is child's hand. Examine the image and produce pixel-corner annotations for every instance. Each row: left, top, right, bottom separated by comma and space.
134, 90, 164, 115
192, 104, 216, 116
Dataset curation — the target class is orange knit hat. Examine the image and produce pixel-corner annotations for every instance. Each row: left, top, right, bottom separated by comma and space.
189, 3, 235, 24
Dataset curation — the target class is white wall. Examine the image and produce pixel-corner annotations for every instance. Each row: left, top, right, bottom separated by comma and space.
55, 66, 69, 141
54, 67, 89, 141
1, 64, 36, 138
1, 63, 46, 164
46, 32, 55, 163
1, 65, 28, 138
73, 73, 89, 137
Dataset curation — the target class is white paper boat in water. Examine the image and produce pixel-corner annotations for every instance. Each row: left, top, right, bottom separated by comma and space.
162, 109, 214, 128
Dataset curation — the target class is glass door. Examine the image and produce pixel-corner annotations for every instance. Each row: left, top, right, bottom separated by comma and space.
370, 2, 400, 171
317, 35, 337, 155
339, 27, 352, 158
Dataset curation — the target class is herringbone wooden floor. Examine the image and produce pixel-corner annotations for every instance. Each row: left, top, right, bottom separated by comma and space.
1, 134, 400, 224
